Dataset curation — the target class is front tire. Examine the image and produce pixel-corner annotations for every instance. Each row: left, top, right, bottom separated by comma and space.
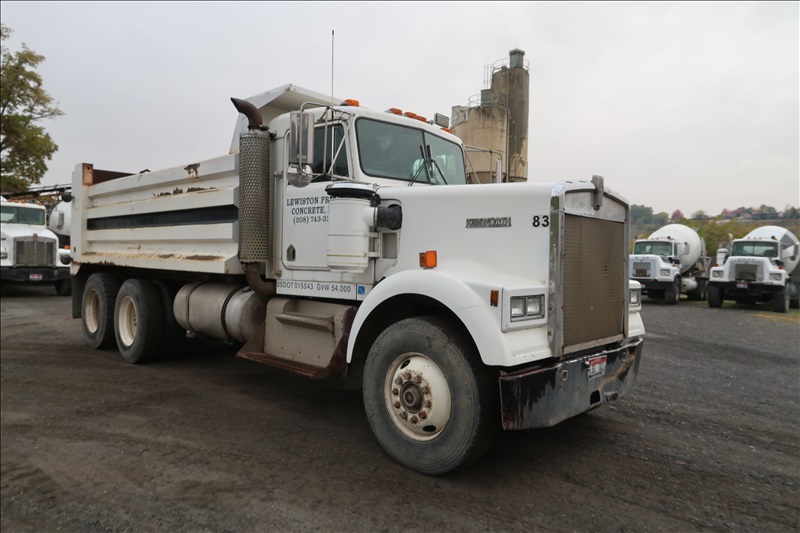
82, 273, 120, 349
114, 279, 162, 364
362, 316, 498, 475
772, 286, 789, 313
665, 278, 681, 305
708, 285, 724, 308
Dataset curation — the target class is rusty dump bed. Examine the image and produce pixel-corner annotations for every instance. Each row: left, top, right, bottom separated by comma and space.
71, 156, 244, 275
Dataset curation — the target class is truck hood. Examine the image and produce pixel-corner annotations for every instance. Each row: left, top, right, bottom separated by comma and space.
1, 224, 59, 241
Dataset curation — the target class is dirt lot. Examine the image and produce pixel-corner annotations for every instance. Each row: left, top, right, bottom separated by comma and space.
1, 284, 798, 533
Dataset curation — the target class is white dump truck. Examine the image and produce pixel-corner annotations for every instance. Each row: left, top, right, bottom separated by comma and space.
708, 225, 799, 312
1, 196, 71, 295
70, 84, 645, 474
630, 223, 710, 304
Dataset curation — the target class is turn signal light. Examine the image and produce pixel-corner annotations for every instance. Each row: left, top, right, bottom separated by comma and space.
419, 250, 438, 269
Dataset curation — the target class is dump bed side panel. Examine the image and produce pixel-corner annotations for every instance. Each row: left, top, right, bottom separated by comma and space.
71, 155, 242, 275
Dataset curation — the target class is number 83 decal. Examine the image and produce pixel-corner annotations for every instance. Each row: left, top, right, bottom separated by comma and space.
532, 215, 550, 227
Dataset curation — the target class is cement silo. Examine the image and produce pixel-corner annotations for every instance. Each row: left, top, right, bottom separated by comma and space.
451, 49, 529, 183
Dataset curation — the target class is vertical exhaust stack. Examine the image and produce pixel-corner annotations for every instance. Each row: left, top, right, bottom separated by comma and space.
231, 98, 276, 297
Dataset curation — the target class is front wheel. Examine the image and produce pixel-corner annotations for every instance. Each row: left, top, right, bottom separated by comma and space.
362, 316, 498, 475
665, 278, 681, 305
708, 285, 724, 308
772, 286, 789, 313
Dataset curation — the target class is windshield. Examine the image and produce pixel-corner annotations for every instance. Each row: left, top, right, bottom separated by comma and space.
0, 205, 46, 225
356, 118, 467, 184
730, 241, 778, 258
633, 241, 674, 257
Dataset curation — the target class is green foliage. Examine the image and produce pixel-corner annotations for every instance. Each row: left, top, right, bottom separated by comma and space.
0, 24, 63, 193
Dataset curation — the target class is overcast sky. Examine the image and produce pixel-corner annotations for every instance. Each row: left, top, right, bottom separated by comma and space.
1, 1, 798, 216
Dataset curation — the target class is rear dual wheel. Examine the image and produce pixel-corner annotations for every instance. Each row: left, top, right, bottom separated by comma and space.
114, 279, 163, 364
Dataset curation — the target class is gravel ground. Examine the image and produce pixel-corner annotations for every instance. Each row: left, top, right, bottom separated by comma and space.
1, 284, 798, 532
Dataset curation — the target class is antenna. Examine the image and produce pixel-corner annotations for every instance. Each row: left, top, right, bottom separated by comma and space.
331, 29, 335, 106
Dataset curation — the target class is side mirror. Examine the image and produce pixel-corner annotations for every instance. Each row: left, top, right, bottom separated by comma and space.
56, 211, 65, 230
289, 111, 315, 166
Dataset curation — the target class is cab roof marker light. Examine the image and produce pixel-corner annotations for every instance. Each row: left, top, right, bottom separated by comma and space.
343, 99, 360, 107
387, 108, 403, 115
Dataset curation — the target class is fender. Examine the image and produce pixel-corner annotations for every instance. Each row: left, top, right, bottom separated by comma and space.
348, 269, 552, 367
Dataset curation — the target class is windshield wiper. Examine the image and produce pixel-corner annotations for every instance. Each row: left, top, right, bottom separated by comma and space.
427, 145, 448, 185
408, 145, 432, 186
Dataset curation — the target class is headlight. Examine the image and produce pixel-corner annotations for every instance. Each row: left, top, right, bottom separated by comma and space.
510, 295, 545, 321
770, 273, 782, 281
0, 250, 7, 259
712, 271, 723, 278
629, 288, 641, 306
659, 269, 671, 277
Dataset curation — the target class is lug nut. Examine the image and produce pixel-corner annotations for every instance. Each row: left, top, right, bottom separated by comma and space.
395, 377, 403, 385
394, 401, 401, 409
421, 386, 430, 394
419, 411, 427, 420
412, 375, 421, 383
410, 416, 419, 424
399, 411, 408, 420
392, 388, 399, 396
424, 400, 432, 408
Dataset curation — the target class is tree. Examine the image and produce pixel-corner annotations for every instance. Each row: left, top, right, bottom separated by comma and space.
630, 204, 654, 225
0, 24, 63, 193
670, 209, 684, 221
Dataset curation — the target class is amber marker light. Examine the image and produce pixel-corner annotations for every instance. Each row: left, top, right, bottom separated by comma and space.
388, 108, 403, 115
490, 290, 499, 307
419, 250, 438, 269
344, 99, 360, 107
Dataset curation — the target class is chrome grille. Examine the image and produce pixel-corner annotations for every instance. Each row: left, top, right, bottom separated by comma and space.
562, 214, 625, 352
633, 261, 650, 277
735, 263, 758, 282
14, 238, 56, 267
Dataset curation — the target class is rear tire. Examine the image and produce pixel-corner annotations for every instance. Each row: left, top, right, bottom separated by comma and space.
114, 279, 162, 364
708, 285, 724, 308
362, 316, 498, 475
82, 273, 120, 349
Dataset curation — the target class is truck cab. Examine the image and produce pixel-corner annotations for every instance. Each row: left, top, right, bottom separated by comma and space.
1, 196, 71, 295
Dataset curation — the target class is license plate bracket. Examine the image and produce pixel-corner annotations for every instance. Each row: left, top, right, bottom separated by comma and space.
587, 355, 607, 380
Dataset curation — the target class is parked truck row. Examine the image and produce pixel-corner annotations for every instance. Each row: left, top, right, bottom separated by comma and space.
66, 83, 646, 474
630, 222, 799, 313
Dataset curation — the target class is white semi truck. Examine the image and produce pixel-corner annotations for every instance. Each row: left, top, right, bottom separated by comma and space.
1, 196, 71, 295
708, 225, 799, 312
69, 84, 645, 474
630, 224, 710, 304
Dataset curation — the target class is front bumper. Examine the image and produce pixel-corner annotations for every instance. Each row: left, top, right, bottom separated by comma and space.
632, 278, 673, 292
709, 280, 783, 296
499, 338, 643, 430
1, 266, 71, 283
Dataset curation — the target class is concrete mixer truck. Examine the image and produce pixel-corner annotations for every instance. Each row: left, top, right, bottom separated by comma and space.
708, 225, 800, 312
630, 224, 710, 304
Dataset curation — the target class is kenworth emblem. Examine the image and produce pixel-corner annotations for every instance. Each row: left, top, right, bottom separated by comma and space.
466, 217, 511, 228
